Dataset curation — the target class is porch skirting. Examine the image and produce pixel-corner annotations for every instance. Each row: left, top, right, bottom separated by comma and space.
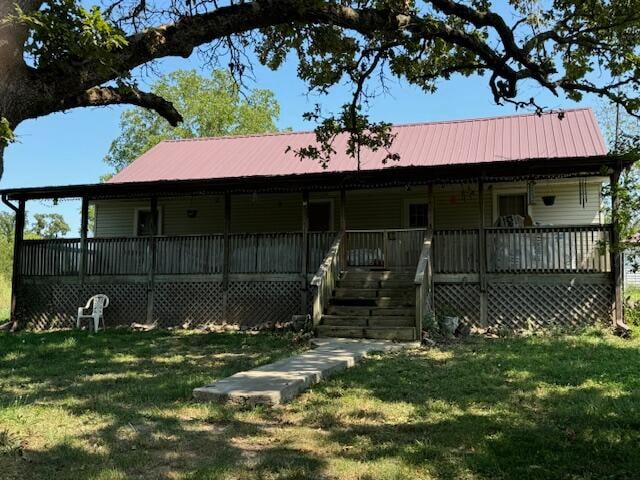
17, 272, 613, 331
434, 273, 613, 330
16, 275, 304, 331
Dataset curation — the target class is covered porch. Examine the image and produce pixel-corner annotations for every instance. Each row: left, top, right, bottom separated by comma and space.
1, 154, 625, 336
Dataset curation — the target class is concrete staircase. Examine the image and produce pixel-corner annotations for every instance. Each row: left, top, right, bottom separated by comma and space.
315, 270, 417, 341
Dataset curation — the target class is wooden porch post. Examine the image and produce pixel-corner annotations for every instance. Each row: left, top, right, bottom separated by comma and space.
427, 184, 434, 229
610, 170, 623, 327
146, 197, 158, 324
222, 193, 231, 320
478, 180, 488, 327
10, 199, 25, 328
340, 189, 347, 232
79, 196, 89, 287
340, 189, 347, 268
301, 191, 310, 313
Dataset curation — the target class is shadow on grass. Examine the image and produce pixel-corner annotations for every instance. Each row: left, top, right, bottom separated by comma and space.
293, 333, 640, 479
0, 330, 325, 480
2, 329, 640, 479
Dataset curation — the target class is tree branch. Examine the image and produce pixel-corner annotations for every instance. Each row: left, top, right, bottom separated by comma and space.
44, 1, 523, 101
59, 85, 183, 125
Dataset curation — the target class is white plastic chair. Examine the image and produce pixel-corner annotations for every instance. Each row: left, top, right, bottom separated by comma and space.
77, 294, 109, 332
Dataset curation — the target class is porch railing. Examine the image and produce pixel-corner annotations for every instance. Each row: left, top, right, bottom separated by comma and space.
310, 232, 344, 326
345, 228, 426, 270
20, 231, 337, 277
414, 230, 434, 336
433, 224, 612, 274
433, 229, 480, 273
19, 238, 82, 276
486, 226, 610, 273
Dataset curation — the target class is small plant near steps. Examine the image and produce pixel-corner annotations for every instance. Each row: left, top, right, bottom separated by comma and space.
315, 270, 417, 341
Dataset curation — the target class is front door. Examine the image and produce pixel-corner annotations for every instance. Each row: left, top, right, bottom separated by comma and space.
309, 201, 332, 231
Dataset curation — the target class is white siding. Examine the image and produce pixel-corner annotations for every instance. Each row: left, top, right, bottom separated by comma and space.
94, 179, 606, 237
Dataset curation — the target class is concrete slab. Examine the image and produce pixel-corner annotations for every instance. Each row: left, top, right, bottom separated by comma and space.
193, 337, 418, 406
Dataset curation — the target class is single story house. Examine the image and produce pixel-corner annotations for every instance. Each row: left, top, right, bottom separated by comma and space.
0, 108, 630, 339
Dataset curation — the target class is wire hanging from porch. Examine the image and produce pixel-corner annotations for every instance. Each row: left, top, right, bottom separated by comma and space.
578, 178, 588, 208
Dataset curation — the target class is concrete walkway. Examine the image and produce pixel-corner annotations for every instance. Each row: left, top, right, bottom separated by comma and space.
193, 337, 418, 406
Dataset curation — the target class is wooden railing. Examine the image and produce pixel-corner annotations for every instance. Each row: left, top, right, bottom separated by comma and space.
345, 229, 426, 270
19, 231, 337, 277
486, 225, 611, 273
310, 232, 343, 326
86, 237, 151, 275
156, 235, 224, 274
414, 230, 434, 337
20, 238, 81, 276
432, 225, 612, 274
309, 231, 338, 272
433, 229, 480, 273
229, 232, 302, 273
19, 225, 611, 278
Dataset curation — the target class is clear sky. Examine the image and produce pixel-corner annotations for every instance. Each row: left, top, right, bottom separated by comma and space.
0, 51, 599, 234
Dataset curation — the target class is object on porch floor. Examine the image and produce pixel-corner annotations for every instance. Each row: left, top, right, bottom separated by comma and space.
193, 337, 418, 406
76, 294, 109, 332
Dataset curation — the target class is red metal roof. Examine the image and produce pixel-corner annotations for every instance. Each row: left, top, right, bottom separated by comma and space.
109, 108, 607, 184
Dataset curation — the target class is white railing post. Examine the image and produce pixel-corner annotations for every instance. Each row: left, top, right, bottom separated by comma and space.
414, 230, 434, 340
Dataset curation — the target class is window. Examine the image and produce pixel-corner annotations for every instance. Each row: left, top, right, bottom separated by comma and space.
135, 209, 162, 236
408, 203, 428, 228
309, 201, 332, 231
498, 193, 527, 217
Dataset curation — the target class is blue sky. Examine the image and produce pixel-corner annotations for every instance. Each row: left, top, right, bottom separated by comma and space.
0, 51, 599, 234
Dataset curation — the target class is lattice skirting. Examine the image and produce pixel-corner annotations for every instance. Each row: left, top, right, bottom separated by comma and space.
17, 277, 304, 330
153, 281, 224, 328
16, 282, 80, 330
82, 283, 148, 327
488, 282, 612, 329
434, 283, 481, 327
226, 281, 301, 328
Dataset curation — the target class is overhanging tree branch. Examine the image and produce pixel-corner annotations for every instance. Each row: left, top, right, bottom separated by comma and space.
58, 85, 183, 125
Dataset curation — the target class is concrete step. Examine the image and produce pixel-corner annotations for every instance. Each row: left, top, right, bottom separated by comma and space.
327, 305, 415, 316
330, 297, 414, 307
316, 325, 416, 341
321, 315, 414, 327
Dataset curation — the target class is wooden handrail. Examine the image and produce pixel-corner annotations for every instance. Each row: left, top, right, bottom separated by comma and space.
345, 228, 426, 233
414, 234, 433, 285
484, 224, 612, 231
310, 231, 344, 327
414, 230, 434, 339
311, 232, 343, 286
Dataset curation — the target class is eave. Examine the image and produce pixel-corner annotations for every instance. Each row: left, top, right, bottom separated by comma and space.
0, 154, 629, 202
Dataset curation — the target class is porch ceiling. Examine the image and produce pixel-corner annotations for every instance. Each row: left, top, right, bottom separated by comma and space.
0, 154, 627, 202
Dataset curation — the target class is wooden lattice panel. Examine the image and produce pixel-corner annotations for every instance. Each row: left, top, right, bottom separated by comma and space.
488, 282, 612, 329
17, 282, 80, 330
153, 281, 224, 328
434, 283, 481, 326
81, 283, 148, 327
227, 280, 301, 328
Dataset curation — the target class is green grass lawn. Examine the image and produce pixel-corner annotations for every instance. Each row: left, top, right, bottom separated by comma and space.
1, 328, 639, 480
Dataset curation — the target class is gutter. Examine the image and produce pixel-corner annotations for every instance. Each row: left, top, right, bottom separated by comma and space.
1, 194, 18, 212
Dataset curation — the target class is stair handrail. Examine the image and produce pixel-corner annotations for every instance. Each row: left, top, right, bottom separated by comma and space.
414, 229, 434, 339
310, 231, 344, 327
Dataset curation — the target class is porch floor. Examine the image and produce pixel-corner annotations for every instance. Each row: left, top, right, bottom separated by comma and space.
192, 337, 418, 406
